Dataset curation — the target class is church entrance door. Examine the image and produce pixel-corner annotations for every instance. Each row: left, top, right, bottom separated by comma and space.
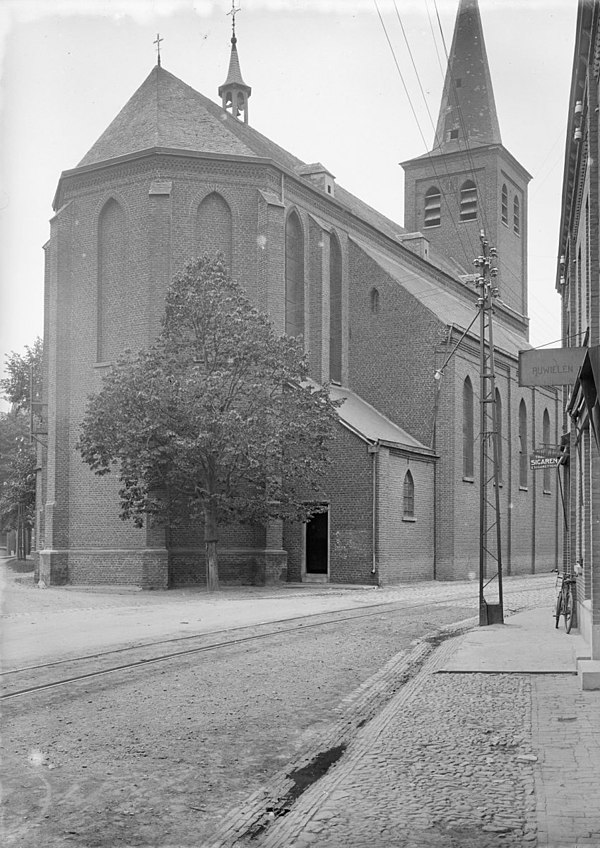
304, 507, 329, 582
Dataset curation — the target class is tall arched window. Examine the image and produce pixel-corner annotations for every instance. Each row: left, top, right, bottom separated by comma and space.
424, 186, 441, 228
495, 388, 503, 484
513, 195, 521, 236
460, 180, 477, 221
543, 409, 551, 492
403, 470, 415, 518
329, 234, 342, 384
97, 198, 125, 362
501, 184, 508, 226
519, 399, 528, 488
285, 211, 305, 338
463, 377, 474, 478
195, 192, 232, 266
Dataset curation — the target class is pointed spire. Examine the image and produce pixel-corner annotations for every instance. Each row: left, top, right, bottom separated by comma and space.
432, 0, 501, 153
218, 2, 252, 123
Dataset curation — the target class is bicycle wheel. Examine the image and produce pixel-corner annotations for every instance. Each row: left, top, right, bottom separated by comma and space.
565, 587, 574, 634
555, 591, 563, 628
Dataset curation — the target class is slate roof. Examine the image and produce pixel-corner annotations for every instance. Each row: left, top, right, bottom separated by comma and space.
329, 385, 434, 454
431, 0, 501, 154
352, 237, 530, 359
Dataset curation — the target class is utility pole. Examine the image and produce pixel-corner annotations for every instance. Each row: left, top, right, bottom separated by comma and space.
475, 230, 504, 626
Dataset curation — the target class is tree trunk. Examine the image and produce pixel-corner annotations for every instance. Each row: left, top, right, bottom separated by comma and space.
204, 503, 219, 592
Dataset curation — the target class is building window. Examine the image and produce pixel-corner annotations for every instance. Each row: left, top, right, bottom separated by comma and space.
370, 287, 380, 314
98, 198, 125, 363
519, 399, 528, 488
403, 470, 415, 518
329, 233, 343, 384
543, 409, 552, 492
513, 195, 520, 236
448, 128, 459, 140
463, 377, 474, 478
285, 211, 305, 338
460, 180, 477, 221
501, 184, 508, 226
196, 192, 232, 265
495, 388, 503, 484
424, 187, 441, 228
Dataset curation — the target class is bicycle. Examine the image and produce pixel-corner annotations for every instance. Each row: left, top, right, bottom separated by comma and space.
554, 571, 577, 633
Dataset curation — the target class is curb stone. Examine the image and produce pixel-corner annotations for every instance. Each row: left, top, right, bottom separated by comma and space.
208, 616, 477, 848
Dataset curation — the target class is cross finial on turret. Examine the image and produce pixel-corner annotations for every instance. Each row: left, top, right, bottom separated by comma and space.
227, 1, 241, 43
153, 32, 163, 67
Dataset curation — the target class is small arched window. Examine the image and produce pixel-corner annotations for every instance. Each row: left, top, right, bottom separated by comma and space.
514, 195, 521, 236
543, 409, 552, 492
501, 184, 508, 226
403, 470, 415, 518
370, 287, 380, 314
424, 186, 441, 228
463, 377, 474, 478
460, 180, 477, 221
519, 399, 528, 488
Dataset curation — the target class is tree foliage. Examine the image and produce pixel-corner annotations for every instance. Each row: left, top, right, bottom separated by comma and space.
77, 255, 341, 588
0, 412, 36, 533
0, 337, 43, 412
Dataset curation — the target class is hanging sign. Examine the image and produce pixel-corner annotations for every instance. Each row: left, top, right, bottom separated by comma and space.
530, 455, 560, 469
518, 348, 586, 387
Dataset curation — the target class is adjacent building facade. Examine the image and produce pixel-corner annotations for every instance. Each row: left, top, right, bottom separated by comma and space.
556, 0, 600, 666
36, 0, 560, 588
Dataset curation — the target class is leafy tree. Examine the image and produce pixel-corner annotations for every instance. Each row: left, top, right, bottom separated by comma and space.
0, 337, 43, 412
0, 412, 36, 557
78, 255, 340, 590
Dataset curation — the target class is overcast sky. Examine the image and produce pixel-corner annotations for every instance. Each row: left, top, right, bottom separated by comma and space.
0, 0, 578, 396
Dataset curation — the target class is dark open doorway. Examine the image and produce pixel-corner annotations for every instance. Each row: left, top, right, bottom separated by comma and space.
305, 508, 329, 576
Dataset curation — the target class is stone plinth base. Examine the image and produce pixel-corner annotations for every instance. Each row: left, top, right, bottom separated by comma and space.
169, 547, 288, 587
38, 548, 169, 588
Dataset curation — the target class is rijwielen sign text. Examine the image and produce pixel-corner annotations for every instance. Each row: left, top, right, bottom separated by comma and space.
518, 348, 586, 387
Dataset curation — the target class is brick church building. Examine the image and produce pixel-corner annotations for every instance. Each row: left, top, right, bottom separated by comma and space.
36, 0, 561, 588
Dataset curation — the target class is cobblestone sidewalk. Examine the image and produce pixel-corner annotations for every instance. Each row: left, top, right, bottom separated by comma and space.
210, 583, 600, 848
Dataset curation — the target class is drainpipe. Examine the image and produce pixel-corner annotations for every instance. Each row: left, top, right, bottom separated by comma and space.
368, 442, 380, 578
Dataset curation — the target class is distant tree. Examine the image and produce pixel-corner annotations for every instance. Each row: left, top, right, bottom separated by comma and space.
77, 255, 340, 591
0, 412, 36, 558
0, 337, 43, 412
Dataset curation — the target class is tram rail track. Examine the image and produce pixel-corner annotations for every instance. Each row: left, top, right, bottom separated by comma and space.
2, 580, 548, 703
1, 596, 480, 702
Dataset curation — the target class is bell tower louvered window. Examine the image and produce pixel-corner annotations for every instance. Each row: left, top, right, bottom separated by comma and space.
460, 180, 477, 221
501, 184, 508, 225
513, 195, 521, 236
424, 187, 441, 228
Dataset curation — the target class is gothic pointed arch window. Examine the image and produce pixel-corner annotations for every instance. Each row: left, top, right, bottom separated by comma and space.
329, 233, 343, 384
285, 211, 304, 338
501, 184, 508, 226
513, 195, 521, 236
195, 192, 232, 266
495, 388, 503, 484
519, 399, 528, 488
463, 377, 474, 478
424, 186, 441, 228
403, 470, 415, 519
460, 180, 477, 221
97, 198, 125, 362
543, 408, 552, 492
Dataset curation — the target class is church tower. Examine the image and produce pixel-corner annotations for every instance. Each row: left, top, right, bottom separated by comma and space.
401, 0, 531, 324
